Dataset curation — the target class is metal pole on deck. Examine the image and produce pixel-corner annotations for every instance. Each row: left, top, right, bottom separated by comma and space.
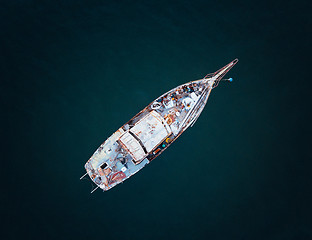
91, 186, 99, 193
80, 173, 88, 180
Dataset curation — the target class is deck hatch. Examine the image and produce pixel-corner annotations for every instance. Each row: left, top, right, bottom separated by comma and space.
119, 132, 146, 164
130, 110, 172, 152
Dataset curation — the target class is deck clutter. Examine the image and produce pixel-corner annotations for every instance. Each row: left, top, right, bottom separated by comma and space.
81, 59, 238, 192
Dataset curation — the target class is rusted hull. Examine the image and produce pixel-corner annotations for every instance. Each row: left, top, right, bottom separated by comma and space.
82, 59, 238, 192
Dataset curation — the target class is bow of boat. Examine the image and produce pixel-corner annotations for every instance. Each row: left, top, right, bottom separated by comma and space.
204, 59, 238, 87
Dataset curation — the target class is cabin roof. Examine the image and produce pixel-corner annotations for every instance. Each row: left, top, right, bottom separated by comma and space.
130, 110, 172, 152
119, 132, 146, 163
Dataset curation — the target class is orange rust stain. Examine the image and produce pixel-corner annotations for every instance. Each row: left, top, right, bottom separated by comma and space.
98, 168, 105, 176
104, 168, 112, 175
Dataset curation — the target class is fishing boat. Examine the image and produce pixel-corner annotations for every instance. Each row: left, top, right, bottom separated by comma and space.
81, 59, 238, 192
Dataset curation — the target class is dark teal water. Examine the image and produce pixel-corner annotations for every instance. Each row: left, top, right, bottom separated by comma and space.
1, 1, 311, 239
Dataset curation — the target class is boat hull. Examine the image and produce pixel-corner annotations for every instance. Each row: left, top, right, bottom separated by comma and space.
82, 59, 238, 192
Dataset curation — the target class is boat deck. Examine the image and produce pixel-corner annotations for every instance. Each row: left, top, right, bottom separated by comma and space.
85, 79, 211, 190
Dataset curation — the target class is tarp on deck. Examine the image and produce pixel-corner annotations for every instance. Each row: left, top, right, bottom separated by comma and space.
119, 132, 146, 163
130, 110, 172, 152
